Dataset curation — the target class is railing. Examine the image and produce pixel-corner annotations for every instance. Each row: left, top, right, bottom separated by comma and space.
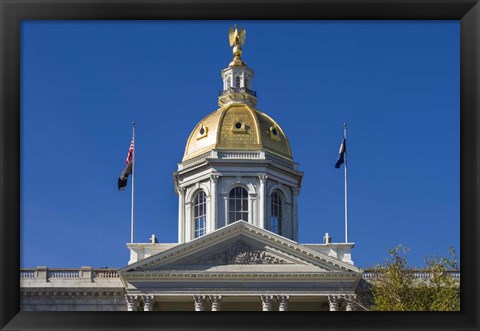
94, 269, 120, 279
265, 152, 296, 169
181, 150, 296, 171
218, 151, 261, 159
49, 270, 80, 279
21, 268, 459, 282
20, 270, 35, 279
362, 270, 460, 281
181, 151, 213, 168
20, 267, 120, 282
219, 87, 257, 97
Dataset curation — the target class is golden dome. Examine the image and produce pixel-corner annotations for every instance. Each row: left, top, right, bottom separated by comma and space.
183, 103, 292, 162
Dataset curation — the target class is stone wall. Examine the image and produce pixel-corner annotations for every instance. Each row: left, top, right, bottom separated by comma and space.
21, 292, 126, 311
20, 267, 125, 311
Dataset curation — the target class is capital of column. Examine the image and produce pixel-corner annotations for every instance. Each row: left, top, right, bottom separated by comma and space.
276, 295, 289, 311
142, 295, 154, 311
177, 186, 186, 195
328, 295, 340, 311
193, 295, 207, 311
210, 174, 220, 183
209, 295, 222, 311
260, 295, 274, 311
125, 294, 139, 311
259, 175, 268, 184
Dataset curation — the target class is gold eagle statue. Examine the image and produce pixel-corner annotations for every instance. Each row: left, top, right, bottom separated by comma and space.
229, 24, 246, 47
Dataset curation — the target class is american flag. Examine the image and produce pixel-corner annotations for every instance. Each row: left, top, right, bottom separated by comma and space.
118, 139, 134, 191
126, 139, 134, 165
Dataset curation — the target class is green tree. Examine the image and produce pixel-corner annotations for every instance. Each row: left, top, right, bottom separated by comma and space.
368, 246, 460, 311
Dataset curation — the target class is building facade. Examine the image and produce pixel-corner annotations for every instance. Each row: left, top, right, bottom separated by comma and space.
20, 26, 362, 312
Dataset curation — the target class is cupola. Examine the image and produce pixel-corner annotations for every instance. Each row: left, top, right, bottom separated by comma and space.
174, 25, 303, 244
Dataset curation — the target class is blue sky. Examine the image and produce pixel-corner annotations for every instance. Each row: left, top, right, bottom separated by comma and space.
20, 21, 459, 269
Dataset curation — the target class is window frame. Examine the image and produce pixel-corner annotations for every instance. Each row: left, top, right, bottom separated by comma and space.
270, 190, 283, 235
228, 186, 249, 224
193, 190, 207, 238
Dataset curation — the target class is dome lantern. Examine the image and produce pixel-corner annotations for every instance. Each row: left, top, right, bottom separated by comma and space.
219, 25, 257, 108
174, 25, 303, 244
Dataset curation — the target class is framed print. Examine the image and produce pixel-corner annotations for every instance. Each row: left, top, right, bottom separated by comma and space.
1, 0, 479, 330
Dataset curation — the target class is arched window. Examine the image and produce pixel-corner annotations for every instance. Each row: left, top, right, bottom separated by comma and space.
228, 187, 248, 224
235, 76, 241, 88
193, 191, 206, 238
270, 191, 283, 235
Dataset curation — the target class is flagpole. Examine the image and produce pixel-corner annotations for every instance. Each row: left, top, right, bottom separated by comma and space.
344, 123, 348, 243
131, 121, 135, 244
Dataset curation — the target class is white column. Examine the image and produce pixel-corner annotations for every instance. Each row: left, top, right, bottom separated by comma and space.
277, 295, 289, 311
206, 195, 211, 234
259, 176, 267, 229
210, 295, 222, 311
178, 187, 185, 243
260, 295, 274, 311
248, 194, 253, 224
210, 175, 219, 232
328, 295, 339, 311
193, 295, 207, 311
223, 194, 229, 225
142, 295, 154, 311
185, 202, 192, 241
292, 188, 299, 242
345, 294, 356, 311
251, 194, 257, 227
125, 294, 138, 311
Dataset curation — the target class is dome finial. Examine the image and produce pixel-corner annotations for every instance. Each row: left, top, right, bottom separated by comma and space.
228, 25, 246, 66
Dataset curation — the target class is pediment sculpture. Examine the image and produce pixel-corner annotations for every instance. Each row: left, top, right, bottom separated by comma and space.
197, 240, 286, 265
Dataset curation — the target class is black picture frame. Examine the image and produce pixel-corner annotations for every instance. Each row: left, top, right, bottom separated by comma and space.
1, 0, 478, 330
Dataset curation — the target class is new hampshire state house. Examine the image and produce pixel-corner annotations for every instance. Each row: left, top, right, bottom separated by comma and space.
20, 26, 363, 312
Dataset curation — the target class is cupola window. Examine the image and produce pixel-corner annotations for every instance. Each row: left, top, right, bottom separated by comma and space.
228, 187, 248, 224
235, 76, 241, 88
270, 191, 283, 235
269, 125, 281, 141
193, 191, 206, 238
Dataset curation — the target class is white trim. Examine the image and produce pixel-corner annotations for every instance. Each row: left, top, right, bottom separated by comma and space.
119, 221, 361, 274
267, 184, 291, 204
185, 183, 211, 203
122, 271, 359, 280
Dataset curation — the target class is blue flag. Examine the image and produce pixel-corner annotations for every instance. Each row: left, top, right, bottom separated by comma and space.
335, 138, 346, 168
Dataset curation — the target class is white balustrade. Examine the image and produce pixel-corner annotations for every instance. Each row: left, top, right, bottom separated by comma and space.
179, 149, 297, 171
20, 270, 35, 279
94, 270, 120, 279
48, 270, 80, 279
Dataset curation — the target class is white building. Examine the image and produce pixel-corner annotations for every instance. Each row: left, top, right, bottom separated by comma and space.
20, 26, 362, 312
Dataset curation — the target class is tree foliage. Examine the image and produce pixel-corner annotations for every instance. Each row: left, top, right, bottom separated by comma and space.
368, 246, 460, 311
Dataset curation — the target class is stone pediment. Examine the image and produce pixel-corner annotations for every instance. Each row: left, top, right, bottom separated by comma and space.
142, 235, 321, 273
195, 240, 287, 265
119, 221, 361, 276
